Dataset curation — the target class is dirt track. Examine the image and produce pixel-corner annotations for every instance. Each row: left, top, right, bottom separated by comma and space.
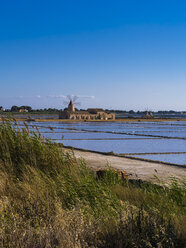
66, 149, 186, 184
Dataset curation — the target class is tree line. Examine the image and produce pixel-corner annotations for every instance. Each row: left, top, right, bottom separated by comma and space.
1, 106, 60, 113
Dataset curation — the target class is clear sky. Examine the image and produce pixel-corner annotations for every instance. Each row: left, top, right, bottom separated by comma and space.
0, 0, 186, 110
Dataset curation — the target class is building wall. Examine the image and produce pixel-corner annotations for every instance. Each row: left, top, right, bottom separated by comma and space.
59, 110, 115, 120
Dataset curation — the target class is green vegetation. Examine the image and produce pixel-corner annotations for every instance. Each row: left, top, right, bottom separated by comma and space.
0, 122, 185, 247
2, 106, 60, 113
10, 105, 32, 112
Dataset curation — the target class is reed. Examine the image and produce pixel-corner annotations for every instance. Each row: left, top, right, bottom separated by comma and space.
0, 121, 185, 247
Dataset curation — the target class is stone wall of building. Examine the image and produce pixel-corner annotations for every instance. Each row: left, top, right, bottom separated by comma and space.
59, 101, 115, 120
59, 110, 115, 120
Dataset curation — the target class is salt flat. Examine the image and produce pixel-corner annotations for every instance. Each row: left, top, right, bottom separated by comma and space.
67, 149, 186, 184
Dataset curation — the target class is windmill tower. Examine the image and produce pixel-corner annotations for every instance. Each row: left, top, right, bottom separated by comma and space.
68, 100, 75, 112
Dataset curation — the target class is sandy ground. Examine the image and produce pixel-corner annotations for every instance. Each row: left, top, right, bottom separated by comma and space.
65, 149, 186, 184
2, 116, 186, 123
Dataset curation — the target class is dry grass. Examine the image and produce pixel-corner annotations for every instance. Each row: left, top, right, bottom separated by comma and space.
0, 121, 185, 247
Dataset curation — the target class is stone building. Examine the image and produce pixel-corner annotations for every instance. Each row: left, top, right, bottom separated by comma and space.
19, 109, 28, 113
143, 111, 154, 118
59, 100, 115, 120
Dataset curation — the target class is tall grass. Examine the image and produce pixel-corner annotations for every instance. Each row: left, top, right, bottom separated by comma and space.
0, 121, 185, 247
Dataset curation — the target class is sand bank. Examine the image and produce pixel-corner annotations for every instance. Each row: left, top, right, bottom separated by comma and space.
2, 116, 186, 122
65, 148, 186, 184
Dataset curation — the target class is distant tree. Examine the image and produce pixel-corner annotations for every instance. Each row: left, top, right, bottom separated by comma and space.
110, 110, 127, 113
11, 105, 19, 112
20, 106, 32, 112
129, 110, 135, 114
47, 108, 59, 112
27, 106, 32, 112
0, 106, 3, 111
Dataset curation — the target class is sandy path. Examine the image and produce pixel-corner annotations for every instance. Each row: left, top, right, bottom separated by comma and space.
66, 149, 186, 183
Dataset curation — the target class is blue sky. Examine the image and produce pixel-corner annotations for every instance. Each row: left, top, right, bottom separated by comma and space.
0, 0, 186, 110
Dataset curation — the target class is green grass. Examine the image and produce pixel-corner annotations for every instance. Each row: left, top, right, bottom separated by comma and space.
0, 121, 185, 247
